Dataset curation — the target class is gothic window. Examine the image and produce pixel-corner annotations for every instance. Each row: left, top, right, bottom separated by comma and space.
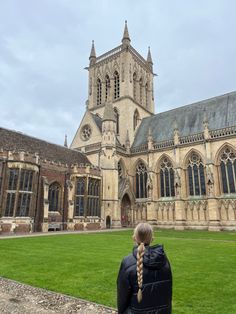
97, 78, 102, 105
87, 178, 100, 217
105, 75, 110, 101
75, 177, 85, 216
187, 153, 206, 196
133, 109, 140, 130
160, 157, 175, 197
118, 161, 124, 179
5, 168, 34, 217
145, 83, 148, 108
139, 78, 143, 105
133, 72, 137, 100
48, 182, 61, 212
81, 124, 92, 141
114, 107, 119, 134
114, 71, 120, 99
136, 162, 147, 198
220, 147, 236, 194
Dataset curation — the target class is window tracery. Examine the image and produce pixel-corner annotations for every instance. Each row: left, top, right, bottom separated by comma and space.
81, 124, 92, 141
136, 162, 147, 198
220, 147, 236, 194
187, 153, 206, 196
160, 157, 175, 197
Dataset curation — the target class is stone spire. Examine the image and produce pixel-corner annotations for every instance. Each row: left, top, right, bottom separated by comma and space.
173, 117, 180, 145
203, 108, 210, 139
89, 40, 96, 66
122, 20, 131, 46
64, 134, 68, 148
147, 46, 153, 70
147, 127, 153, 150
103, 102, 116, 122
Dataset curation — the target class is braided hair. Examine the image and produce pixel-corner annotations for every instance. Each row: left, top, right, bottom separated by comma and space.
133, 223, 153, 303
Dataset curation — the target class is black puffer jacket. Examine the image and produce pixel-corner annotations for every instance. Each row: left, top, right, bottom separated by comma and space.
117, 244, 172, 314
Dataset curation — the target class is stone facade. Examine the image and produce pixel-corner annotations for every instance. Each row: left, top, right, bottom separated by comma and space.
71, 22, 236, 231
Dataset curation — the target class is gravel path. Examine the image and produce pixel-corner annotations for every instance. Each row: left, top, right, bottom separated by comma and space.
0, 277, 117, 314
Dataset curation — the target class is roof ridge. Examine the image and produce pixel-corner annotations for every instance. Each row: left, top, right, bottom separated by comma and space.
156, 90, 236, 116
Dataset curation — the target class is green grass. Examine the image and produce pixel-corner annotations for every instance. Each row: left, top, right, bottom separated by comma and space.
0, 230, 236, 313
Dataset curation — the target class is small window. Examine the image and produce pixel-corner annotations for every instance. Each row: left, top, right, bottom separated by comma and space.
114, 71, 120, 99
97, 78, 102, 105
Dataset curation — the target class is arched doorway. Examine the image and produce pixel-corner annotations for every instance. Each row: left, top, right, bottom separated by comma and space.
106, 216, 111, 229
121, 194, 131, 227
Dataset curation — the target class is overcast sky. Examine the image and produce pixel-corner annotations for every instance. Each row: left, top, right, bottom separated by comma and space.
1, 0, 236, 146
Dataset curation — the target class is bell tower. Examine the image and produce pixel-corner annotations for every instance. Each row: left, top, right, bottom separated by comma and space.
86, 21, 155, 146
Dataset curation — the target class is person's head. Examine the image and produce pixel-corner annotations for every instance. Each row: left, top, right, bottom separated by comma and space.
133, 223, 154, 303
133, 222, 153, 246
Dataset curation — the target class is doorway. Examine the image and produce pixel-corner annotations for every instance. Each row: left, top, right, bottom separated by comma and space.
106, 216, 111, 229
121, 194, 131, 227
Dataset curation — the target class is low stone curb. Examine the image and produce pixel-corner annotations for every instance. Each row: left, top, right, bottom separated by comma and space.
0, 277, 117, 313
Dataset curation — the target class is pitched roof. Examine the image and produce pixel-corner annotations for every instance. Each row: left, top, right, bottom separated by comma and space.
132, 91, 236, 148
91, 113, 102, 132
0, 127, 90, 165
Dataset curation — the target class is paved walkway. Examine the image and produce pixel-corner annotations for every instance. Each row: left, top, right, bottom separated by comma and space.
0, 227, 133, 239
0, 278, 117, 314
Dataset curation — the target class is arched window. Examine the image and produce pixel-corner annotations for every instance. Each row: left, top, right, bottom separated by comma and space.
133, 109, 140, 130
114, 107, 119, 134
105, 74, 110, 101
136, 162, 147, 198
220, 147, 236, 194
139, 78, 143, 104
97, 78, 102, 105
133, 72, 137, 100
160, 157, 175, 197
114, 71, 120, 99
145, 83, 148, 108
187, 153, 206, 196
48, 182, 60, 212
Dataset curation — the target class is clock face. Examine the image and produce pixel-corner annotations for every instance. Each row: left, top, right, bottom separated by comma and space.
81, 124, 92, 141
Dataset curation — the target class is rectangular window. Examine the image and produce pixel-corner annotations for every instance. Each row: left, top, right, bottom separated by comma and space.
16, 193, 31, 216
75, 177, 85, 216
87, 178, 100, 217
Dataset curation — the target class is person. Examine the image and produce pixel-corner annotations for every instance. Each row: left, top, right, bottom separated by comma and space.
117, 223, 172, 314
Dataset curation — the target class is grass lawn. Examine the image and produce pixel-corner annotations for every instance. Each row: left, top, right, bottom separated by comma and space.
0, 229, 236, 313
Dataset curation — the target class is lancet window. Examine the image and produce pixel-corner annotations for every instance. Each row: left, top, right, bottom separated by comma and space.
114, 71, 120, 99
114, 107, 119, 134
97, 78, 102, 105
136, 162, 147, 198
145, 83, 148, 108
48, 182, 61, 212
220, 147, 236, 194
133, 109, 140, 130
160, 157, 175, 197
133, 73, 137, 100
5, 168, 34, 217
187, 153, 206, 196
105, 75, 110, 101
139, 78, 143, 105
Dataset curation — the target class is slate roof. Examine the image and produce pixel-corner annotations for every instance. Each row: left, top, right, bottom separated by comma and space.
0, 127, 90, 165
132, 91, 236, 148
91, 113, 102, 132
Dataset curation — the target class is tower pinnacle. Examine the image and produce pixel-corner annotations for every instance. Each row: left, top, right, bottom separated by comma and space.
122, 20, 131, 46
147, 46, 153, 69
89, 40, 96, 65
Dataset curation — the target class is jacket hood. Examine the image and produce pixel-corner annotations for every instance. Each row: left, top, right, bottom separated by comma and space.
133, 244, 166, 270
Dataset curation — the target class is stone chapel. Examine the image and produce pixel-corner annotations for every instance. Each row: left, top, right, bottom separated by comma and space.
71, 21, 236, 231
1, 22, 236, 234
